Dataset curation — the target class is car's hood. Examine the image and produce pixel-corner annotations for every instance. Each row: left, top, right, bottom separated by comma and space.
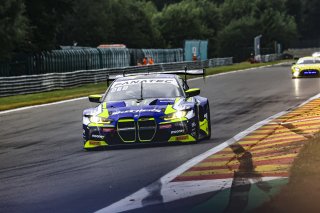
83, 97, 194, 120
293, 64, 320, 69
106, 98, 175, 108
107, 98, 175, 118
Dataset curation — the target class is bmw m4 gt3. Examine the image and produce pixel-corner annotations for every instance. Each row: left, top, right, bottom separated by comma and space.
82, 74, 211, 150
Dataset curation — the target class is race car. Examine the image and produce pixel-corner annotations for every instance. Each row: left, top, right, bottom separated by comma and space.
82, 73, 211, 149
291, 56, 320, 78
312, 52, 320, 57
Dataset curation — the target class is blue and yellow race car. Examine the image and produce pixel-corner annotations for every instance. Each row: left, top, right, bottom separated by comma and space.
82, 73, 211, 149
291, 56, 320, 78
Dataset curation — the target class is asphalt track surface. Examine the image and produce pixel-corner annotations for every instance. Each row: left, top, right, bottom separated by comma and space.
1, 63, 320, 213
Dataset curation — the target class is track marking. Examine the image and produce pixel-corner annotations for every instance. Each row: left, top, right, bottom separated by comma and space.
0, 97, 86, 115
96, 92, 320, 213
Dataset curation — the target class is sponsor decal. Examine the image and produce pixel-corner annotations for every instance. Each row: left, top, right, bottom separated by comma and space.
91, 134, 104, 139
171, 129, 184, 134
112, 108, 161, 115
173, 122, 185, 128
102, 128, 114, 133
110, 86, 129, 93
112, 79, 177, 88
159, 100, 173, 102
176, 135, 188, 140
160, 124, 172, 129
89, 141, 101, 145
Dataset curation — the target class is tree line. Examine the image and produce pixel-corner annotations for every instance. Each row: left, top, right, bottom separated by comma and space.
1, 0, 319, 61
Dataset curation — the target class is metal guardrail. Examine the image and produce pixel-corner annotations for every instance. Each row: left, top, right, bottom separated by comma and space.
253, 54, 281, 63
260, 54, 281, 62
0, 58, 232, 97
284, 48, 320, 58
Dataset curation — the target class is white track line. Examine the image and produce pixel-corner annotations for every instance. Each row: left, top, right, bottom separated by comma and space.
0, 97, 86, 115
96, 91, 320, 213
95, 111, 287, 213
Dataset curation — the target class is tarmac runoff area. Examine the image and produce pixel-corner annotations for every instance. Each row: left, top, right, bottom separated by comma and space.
97, 92, 320, 213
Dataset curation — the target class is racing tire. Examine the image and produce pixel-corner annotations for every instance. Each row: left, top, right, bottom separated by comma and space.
193, 106, 200, 142
204, 102, 212, 140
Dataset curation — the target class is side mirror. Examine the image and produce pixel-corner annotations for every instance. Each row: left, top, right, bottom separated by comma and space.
88, 95, 102, 103
185, 88, 200, 97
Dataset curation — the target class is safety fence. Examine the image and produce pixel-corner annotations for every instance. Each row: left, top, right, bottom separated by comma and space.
260, 54, 281, 63
0, 48, 183, 77
0, 58, 232, 97
284, 48, 320, 58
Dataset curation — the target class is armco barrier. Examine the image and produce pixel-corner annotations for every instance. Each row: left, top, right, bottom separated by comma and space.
0, 58, 232, 97
260, 54, 280, 62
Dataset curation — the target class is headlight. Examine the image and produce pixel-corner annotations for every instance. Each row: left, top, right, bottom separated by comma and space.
89, 116, 113, 124
162, 110, 187, 120
294, 67, 300, 72
293, 71, 300, 77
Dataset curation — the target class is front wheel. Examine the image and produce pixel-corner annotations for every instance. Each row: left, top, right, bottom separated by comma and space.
193, 106, 200, 142
204, 103, 211, 140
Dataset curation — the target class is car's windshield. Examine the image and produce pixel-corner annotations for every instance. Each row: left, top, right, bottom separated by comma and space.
104, 78, 183, 101
297, 58, 320, 64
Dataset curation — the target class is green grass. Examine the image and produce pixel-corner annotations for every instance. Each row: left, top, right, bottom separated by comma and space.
0, 82, 108, 111
0, 60, 291, 111
205, 60, 290, 75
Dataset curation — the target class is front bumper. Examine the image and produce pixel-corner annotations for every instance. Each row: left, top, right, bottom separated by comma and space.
292, 69, 320, 77
83, 118, 197, 149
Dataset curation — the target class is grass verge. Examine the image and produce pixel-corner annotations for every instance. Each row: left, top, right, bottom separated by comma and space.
0, 83, 108, 111
0, 60, 290, 111
254, 133, 320, 213
206, 60, 289, 76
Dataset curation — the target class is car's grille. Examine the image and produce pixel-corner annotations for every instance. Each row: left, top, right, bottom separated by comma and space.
117, 119, 136, 142
138, 118, 157, 141
117, 117, 157, 142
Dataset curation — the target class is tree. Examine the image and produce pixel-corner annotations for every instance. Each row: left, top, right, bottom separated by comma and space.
216, 17, 258, 61
149, 0, 182, 10
24, 0, 73, 51
59, 0, 161, 48
216, 0, 297, 60
59, 0, 115, 47
154, 0, 214, 48
257, 9, 297, 50
0, 0, 28, 59
219, 0, 257, 25
285, 0, 302, 26
110, 0, 162, 48
253, 0, 297, 49
299, 0, 320, 40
